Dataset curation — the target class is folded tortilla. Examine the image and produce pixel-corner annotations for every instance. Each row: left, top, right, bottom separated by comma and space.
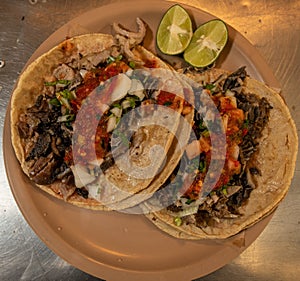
143, 68, 298, 239
10, 33, 186, 210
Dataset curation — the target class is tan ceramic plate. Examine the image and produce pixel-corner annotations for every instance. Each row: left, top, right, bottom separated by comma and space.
4, 1, 279, 280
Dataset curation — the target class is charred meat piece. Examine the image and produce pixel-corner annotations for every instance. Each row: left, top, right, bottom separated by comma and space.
29, 152, 60, 185
100, 155, 115, 173
53, 63, 75, 81
26, 132, 51, 161
223, 66, 247, 93
17, 121, 30, 139
236, 93, 272, 165
76, 187, 89, 199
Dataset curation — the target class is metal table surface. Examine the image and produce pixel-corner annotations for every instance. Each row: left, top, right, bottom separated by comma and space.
0, 0, 299, 280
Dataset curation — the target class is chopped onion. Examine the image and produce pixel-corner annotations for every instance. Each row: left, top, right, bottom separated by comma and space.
205, 109, 215, 122
185, 140, 201, 160
98, 101, 109, 113
211, 193, 219, 203
107, 115, 117, 132
71, 164, 96, 188
231, 143, 240, 160
57, 114, 75, 122
121, 100, 131, 109
110, 107, 122, 118
88, 158, 104, 166
129, 79, 145, 100
222, 114, 229, 132
133, 91, 145, 100
86, 182, 101, 201
79, 69, 88, 78
225, 89, 235, 97
110, 73, 132, 102
173, 205, 199, 217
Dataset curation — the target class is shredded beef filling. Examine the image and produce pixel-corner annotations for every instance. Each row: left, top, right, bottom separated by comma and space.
18, 93, 74, 193
162, 67, 272, 227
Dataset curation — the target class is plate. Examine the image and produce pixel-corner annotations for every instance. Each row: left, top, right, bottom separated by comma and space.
4, 1, 279, 280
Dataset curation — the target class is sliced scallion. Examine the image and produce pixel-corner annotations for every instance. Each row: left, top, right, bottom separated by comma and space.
174, 217, 182, 227
199, 160, 206, 173
110, 106, 122, 118
44, 79, 71, 86
129, 61, 135, 69
49, 98, 60, 106
204, 83, 215, 91
163, 101, 173, 106
121, 100, 131, 109
107, 115, 117, 133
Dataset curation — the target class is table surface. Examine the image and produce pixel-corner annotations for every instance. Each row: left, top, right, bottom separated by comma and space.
0, 0, 299, 280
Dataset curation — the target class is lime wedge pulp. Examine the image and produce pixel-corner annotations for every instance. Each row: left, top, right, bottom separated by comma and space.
183, 19, 228, 68
156, 4, 193, 55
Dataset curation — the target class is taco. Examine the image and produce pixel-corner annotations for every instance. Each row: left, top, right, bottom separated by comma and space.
10, 19, 193, 210
105, 73, 196, 211
143, 66, 298, 239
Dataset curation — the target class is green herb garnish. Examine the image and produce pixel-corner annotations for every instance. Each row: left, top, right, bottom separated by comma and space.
204, 83, 215, 91
44, 79, 71, 86
199, 160, 206, 173
185, 198, 195, 205
163, 101, 173, 106
49, 98, 60, 106
174, 217, 182, 226
129, 61, 136, 69
198, 119, 207, 130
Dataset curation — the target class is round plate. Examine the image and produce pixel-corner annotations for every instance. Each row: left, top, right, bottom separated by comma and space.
4, 1, 278, 280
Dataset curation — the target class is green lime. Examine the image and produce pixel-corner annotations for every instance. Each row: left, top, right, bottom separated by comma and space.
156, 4, 193, 55
183, 19, 228, 68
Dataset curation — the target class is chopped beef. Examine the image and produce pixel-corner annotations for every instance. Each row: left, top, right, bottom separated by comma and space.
17, 19, 151, 201
26, 132, 51, 161
249, 167, 261, 175
236, 93, 272, 166
53, 63, 75, 81
165, 68, 272, 228
29, 152, 60, 185
167, 204, 183, 213
20, 89, 74, 189
223, 66, 247, 93
76, 187, 89, 199
17, 121, 30, 139
100, 156, 115, 172
194, 211, 212, 228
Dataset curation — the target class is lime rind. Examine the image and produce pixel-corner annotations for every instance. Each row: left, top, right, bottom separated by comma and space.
156, 4, 193, 55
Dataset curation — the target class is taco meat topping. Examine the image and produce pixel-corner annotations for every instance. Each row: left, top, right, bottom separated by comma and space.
154, 67, 273, 227
16, 25, 194, 200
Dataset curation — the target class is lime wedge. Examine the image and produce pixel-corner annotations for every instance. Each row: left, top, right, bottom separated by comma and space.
156, 4, 193, 55
183, 19, 228, 68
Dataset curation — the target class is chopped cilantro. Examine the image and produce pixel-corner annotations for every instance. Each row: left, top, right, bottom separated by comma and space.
129, 61, 136, 69
174, 217, 182, 226
49, 98, 60, 106
44, 79, 71, 86
163, 101, 173, 106
204, 83, 215, 91
199, 160, 206, 173
185, 198, 195, 205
